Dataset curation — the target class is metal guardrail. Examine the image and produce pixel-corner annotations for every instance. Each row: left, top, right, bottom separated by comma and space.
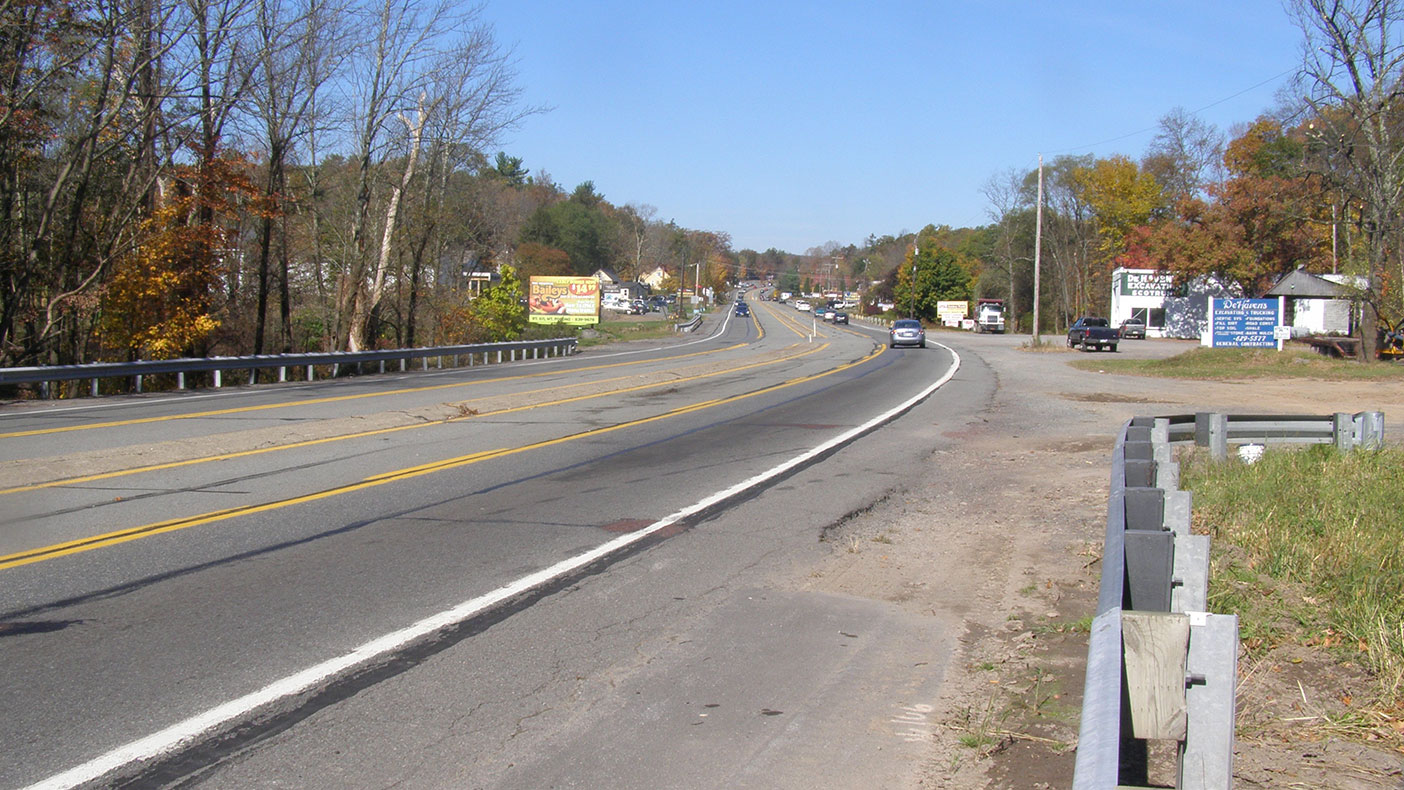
674, 314, 704, 333
0, 338, 578, 398
1073, 411, 1385, 789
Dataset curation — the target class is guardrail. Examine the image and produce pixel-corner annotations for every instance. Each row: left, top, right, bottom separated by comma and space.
1073, 411, 1385, 789
674, 314, 704, 333
0, 338, 578, 399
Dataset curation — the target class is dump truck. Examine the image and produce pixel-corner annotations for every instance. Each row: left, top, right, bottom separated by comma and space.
974, 299, 1006, 333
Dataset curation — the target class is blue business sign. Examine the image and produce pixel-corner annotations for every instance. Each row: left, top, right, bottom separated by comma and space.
1211, 298, 1282, 348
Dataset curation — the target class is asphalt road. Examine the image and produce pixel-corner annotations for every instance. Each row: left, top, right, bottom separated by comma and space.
0, 298, 994, 789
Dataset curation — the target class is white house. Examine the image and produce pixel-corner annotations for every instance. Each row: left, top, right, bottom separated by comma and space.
1264, 268, 1361, 337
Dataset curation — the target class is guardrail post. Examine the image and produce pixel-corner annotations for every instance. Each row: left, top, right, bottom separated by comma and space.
497, 350, 502, 364
1333, 412, 1353, 450
1194, 412, 1228, 461
214, 369, 222, 388
177, 372, 186, 390
134, 374, 143, 393
278, 366, 286, 383
90, 378, 98, 397
306, 365, 314, 381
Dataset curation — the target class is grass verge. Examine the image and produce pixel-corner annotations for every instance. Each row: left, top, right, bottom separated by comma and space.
1182, 444, 1404, 717
576, 317, 681, 347
1069, 345, 1404, 380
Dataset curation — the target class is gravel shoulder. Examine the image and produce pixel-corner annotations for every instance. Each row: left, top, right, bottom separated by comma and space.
807, 331, 1404, 788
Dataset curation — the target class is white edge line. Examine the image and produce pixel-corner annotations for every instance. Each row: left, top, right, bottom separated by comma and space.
25, 341, 959, 790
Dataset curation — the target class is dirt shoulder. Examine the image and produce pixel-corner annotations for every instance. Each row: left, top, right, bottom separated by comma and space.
807, 332, 1404, 789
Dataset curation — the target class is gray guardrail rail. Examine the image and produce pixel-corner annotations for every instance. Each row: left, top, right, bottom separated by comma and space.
1073, 411, 1385, 789
0, 338, 578, 398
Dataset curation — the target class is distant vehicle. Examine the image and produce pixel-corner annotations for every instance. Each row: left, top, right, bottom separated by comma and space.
795, 301, 812, 312
819, 308, 835, 321
735, 302, 750, 317
1068, 317, 1119, 352
889, 318, 926, 348
832, 310, 849, 325
1118, 318, 1146, 339
974, 299, 1006, 334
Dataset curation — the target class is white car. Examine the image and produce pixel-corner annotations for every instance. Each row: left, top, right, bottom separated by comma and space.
795, 301, 812, 312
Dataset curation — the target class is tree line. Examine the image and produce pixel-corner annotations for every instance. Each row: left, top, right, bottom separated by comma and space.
3, 0, 1402, 381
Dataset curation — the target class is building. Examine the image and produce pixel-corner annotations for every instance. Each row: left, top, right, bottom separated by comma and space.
640, 266, 670, 290
1109, 268, 1239, 339
1263, 268, 1361, 337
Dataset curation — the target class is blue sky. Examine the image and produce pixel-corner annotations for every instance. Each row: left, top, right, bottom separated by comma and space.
478, 1, 1305, 254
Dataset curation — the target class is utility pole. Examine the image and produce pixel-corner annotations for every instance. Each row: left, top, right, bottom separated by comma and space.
909, 240, 918, 318
1033, 154, 1044, 343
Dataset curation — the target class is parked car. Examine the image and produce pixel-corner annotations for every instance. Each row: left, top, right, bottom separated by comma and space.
832, 310, 849, 325
889, 318, 926, 348
1119, 318, 1146, 339
1068, 317, 1119, 352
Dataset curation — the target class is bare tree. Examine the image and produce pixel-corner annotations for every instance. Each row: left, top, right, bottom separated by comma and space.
247, 0, 349, 354
338, 0, 458, 351
2, 0, 199, 366
981, 167, 1032, 322
1039, 155, 1098, 326
1142, 106, 1224, 208
621, 202, 657, 279
1290, 0, 1404, 361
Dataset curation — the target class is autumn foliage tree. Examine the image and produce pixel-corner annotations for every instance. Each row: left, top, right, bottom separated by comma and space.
1122, 118, 1330, 295
101, 156, 263, 359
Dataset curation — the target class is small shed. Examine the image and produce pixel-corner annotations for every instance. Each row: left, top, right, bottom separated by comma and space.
1264, 269, 1358, 337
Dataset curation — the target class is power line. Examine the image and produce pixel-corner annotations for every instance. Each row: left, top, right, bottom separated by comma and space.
1044, 66, 1298, 157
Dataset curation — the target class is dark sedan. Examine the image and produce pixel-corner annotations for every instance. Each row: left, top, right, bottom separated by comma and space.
889, 318, 925, 348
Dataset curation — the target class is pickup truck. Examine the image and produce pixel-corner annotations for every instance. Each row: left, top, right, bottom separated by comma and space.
1067, 317, 1119, 352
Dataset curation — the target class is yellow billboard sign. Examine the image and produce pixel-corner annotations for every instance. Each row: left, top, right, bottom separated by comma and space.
937, 300, 969, 319
528, 276, 599, 325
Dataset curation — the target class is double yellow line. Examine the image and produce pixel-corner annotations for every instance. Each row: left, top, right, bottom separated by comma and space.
0, 342, 749, 441
0, 342, 882, 570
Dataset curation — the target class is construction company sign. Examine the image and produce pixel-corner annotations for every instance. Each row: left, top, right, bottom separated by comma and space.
528, 276, 600, 325
1118, 270, 1174, 298
1210, 297, 1284, 349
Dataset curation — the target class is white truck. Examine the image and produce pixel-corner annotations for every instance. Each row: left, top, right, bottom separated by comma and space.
974, 299, 1006, 333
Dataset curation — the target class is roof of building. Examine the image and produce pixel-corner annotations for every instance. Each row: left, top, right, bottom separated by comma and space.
1264, 268, 1355, 298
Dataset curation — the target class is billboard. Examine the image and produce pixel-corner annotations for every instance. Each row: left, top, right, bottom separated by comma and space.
528, 276, 599, 325
937, 300, 969, 319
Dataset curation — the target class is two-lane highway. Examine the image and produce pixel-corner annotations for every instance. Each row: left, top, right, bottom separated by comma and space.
0, 297, 981, 789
